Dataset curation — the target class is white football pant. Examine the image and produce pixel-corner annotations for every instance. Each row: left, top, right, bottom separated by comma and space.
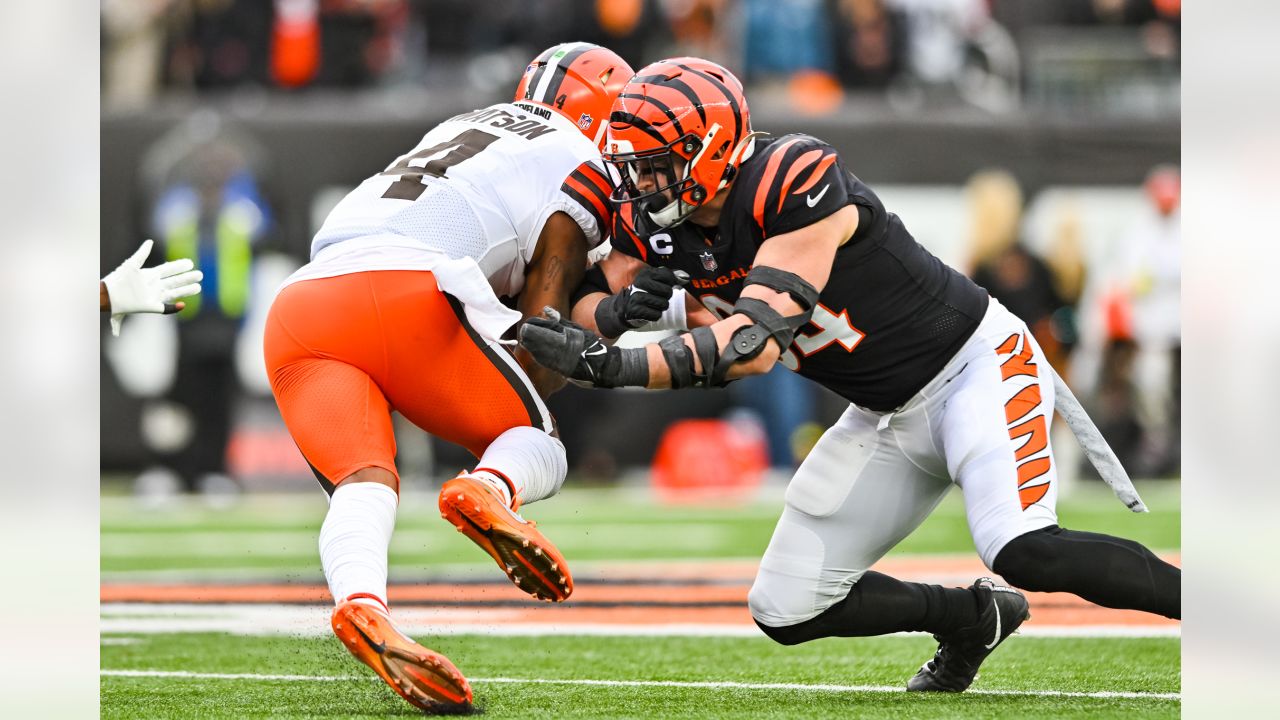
748, 298, 1060, 627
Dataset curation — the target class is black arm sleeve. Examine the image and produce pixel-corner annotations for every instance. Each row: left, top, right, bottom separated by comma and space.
570, 264, 613, 307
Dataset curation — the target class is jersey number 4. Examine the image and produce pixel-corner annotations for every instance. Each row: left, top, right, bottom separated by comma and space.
380, 129, 500, 200
700, 295, 865, 370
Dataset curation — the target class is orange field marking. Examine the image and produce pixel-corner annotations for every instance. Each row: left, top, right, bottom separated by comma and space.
102, 554, 1180, 629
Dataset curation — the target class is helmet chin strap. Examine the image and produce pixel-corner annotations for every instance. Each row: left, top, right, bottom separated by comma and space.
720, 131, 767, 190
647, 194, 693, 228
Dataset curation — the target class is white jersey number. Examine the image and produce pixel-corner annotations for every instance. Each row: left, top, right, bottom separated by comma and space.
380, 129, 500, 201
698, 294, 865, 371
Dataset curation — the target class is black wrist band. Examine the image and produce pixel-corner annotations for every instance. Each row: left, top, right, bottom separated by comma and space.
594, 294, 628, 339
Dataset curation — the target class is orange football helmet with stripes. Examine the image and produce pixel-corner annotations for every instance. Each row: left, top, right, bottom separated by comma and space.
514, 42, 634, 150
604, 57, 757, 232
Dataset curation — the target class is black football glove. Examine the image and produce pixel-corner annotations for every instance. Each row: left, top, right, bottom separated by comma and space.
518, 308, 649, 388
594, 267, 690, 339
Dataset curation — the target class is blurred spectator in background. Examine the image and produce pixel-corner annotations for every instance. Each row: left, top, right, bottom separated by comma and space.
1114, 164, 1180, 476
742, 0, 846, 114
102, 0, 176, 108
742, 0, 833, 83
966, 169, 1077, 370
154, 0, 408, 91
165, 0, 274, 88
829, 0, 908, 89
888, 0, 1018, 112
137, 114, 272, 501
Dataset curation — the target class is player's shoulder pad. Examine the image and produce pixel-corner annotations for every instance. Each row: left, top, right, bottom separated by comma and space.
558, 159, 615, 240
744, 134, 848, 237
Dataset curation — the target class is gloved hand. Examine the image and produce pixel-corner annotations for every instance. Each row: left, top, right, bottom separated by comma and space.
594, 266, 690, 339
518, 307, 649, 388
102, 239, 203, 336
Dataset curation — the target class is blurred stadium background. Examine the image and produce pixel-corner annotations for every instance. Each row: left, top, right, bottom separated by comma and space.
101, 0, 1180, 498
100, 1, 1180, 717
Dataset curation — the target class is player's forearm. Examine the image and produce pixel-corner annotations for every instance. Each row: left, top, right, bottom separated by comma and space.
639, 314, 776, 389
570, 292, 609, 333
100, 281, 110, 312
516, 346, 567, 399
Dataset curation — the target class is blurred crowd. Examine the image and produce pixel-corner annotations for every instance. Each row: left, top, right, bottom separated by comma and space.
101, 117, 1181, 499
103, 0, 1180, 114
100, 2, 1181, 500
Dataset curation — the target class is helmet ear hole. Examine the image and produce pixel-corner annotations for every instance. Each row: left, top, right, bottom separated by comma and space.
711, 140, 730, 161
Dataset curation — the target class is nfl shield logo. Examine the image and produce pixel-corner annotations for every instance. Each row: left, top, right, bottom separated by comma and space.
699, 251, 718, 272
577, 113, 593, 130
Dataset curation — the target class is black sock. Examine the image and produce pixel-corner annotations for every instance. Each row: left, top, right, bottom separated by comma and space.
993, 525, 1180, 619
754, 571, 979, 645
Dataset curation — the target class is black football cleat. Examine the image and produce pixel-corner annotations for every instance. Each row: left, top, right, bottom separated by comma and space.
906, 577, 1030, 692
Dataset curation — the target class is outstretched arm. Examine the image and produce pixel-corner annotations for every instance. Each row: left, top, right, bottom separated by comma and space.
522, 205, 859, 388
101, 239, 203, 336
570, 250, 696, 338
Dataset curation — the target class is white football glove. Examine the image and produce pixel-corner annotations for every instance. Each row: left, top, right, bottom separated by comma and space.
102, 239, 203, 336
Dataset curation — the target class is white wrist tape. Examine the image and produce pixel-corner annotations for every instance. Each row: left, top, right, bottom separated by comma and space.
636, 287, 688, 333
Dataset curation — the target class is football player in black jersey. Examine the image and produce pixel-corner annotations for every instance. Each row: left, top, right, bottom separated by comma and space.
520, 57, 1180, 693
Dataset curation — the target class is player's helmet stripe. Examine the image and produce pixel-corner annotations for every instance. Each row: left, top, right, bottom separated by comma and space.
632, 72, 708, 126
530, 43, 593, 107
609, 111, 677, 147
618, 92, 685, 138
677, 63, 743, 144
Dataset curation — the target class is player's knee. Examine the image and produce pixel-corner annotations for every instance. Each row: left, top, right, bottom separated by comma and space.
753, 617, 812, 646
992, 526, 1063, 592
747, 580, 819, 645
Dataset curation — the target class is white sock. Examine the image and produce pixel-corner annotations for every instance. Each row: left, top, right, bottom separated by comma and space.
319, 482, 397, 610
475, 426, 567, 506
470, 470, 515, 507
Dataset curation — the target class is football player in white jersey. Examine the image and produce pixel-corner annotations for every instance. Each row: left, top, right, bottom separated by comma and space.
262, 43, 632, 712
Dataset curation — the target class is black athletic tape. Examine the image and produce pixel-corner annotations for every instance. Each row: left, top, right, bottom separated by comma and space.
743, 266, 820, 310
733, 297, 801, 350
689, 326, 722, 387
658, 334, 696, 389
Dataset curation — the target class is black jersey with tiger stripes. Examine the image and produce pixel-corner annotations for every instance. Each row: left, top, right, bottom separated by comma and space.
610, 134, 989, 411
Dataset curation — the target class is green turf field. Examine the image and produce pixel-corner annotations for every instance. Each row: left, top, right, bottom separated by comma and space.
101, 480, 1180, 718
101, 634, 1179, 719
101, 480, 1181, 577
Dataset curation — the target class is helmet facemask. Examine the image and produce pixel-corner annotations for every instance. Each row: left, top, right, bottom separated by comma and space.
606, 125, 723, 232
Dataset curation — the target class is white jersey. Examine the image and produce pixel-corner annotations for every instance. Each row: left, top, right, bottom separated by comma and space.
287, 101, 613, 301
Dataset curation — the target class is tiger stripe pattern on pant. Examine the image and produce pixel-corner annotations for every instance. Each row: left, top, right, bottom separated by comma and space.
996, 331, 1052, 510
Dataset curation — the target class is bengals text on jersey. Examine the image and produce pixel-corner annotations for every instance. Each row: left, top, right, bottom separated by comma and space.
610, 133, 989, 411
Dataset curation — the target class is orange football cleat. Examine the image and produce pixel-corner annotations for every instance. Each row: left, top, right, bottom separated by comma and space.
438, 474, 573, 601
331, 599, 473, 712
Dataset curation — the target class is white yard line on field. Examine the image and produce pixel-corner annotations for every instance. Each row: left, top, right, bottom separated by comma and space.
100, 669, 1180, 701
100, 602, 1180, 638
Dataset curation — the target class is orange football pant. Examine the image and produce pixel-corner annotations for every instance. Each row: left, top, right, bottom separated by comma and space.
264, 270, 546, 492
